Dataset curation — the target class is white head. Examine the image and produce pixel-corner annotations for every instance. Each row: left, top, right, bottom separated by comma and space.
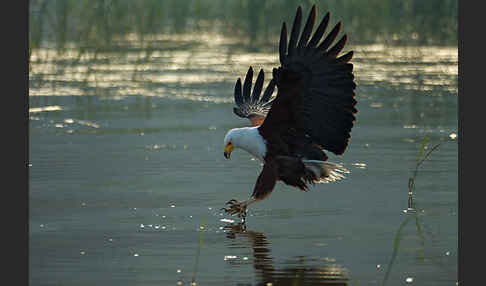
223, 126, 267, 161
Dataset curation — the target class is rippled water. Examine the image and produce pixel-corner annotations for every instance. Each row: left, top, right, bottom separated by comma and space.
29, 31, 457, 286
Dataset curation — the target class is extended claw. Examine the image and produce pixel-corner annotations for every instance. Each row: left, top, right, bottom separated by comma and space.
221, 199, 248, 220
226, 199, 238, 205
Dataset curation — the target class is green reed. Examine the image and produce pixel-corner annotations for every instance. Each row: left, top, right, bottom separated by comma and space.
191, 217, 206, 285
382, 133, 440, 285
408, 133, 440, 209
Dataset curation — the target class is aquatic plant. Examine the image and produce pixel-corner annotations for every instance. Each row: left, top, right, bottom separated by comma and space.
191, 217, 206, 284
407, 133, 440, 210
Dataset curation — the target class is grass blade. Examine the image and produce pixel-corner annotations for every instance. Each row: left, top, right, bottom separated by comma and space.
192, 217, 207, 284
382, 216, 411, 286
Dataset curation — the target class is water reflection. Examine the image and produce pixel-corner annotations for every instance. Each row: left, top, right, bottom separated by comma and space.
223, 223, 348, 285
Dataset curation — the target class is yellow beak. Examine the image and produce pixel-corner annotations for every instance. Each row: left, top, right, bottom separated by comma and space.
224, 142, 234, 159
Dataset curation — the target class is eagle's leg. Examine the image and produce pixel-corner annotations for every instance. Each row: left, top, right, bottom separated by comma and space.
221, 197, 258, 220
222, 159, 278, 221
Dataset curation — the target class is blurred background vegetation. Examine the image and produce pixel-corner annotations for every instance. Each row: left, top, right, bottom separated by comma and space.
29, 0, 457, 56
28, 0, 458, 102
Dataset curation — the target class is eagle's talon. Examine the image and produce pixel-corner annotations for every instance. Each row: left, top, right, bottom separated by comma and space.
222, 199, 248, 219
226, 199, 237, 205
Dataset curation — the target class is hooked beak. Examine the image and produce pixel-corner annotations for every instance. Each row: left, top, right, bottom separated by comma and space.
224, 142, 233, 159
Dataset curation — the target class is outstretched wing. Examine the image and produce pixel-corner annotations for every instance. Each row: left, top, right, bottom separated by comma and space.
233, 66, 276, 126
264, 5, 357, 155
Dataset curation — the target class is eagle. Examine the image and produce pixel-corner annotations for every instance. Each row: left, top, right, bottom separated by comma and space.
222, 5, 357, 219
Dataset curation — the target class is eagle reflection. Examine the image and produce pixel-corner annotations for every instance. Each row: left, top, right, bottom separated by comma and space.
223, 223, 348, 286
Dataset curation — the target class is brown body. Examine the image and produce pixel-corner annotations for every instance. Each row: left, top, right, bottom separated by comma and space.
252, 68, 328, 201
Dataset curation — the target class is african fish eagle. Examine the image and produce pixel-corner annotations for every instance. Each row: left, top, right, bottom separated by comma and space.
222, 5, 357, 219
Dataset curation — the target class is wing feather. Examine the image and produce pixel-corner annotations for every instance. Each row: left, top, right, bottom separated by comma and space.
287, 6, 302, 58
251, 69, 264, 103
333, 51, 354, 64
317, 22, 341, 53
233, 67, 276, 126
234, 78, 243, 106
307, 12, 329, 49
279, 23, 288, 65
242, 66, 253, 103
297, 5, 316, 51
261, 79, 276, 103
264, 5, 357, 155
325, 34, 347, 58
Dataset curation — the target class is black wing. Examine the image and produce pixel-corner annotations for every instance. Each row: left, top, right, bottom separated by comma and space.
233, 66, 276, 126
278, 5, 357, 155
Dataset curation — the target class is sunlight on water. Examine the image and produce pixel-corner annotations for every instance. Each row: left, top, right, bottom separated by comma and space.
29, 105, 63, 113
30, 34, 457, 102
354, 44, 457, 94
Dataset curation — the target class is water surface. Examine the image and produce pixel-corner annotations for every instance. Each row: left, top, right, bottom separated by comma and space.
29, 3, 457, 285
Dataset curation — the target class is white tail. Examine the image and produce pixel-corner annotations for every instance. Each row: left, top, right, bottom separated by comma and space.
302, 160, 350, 183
